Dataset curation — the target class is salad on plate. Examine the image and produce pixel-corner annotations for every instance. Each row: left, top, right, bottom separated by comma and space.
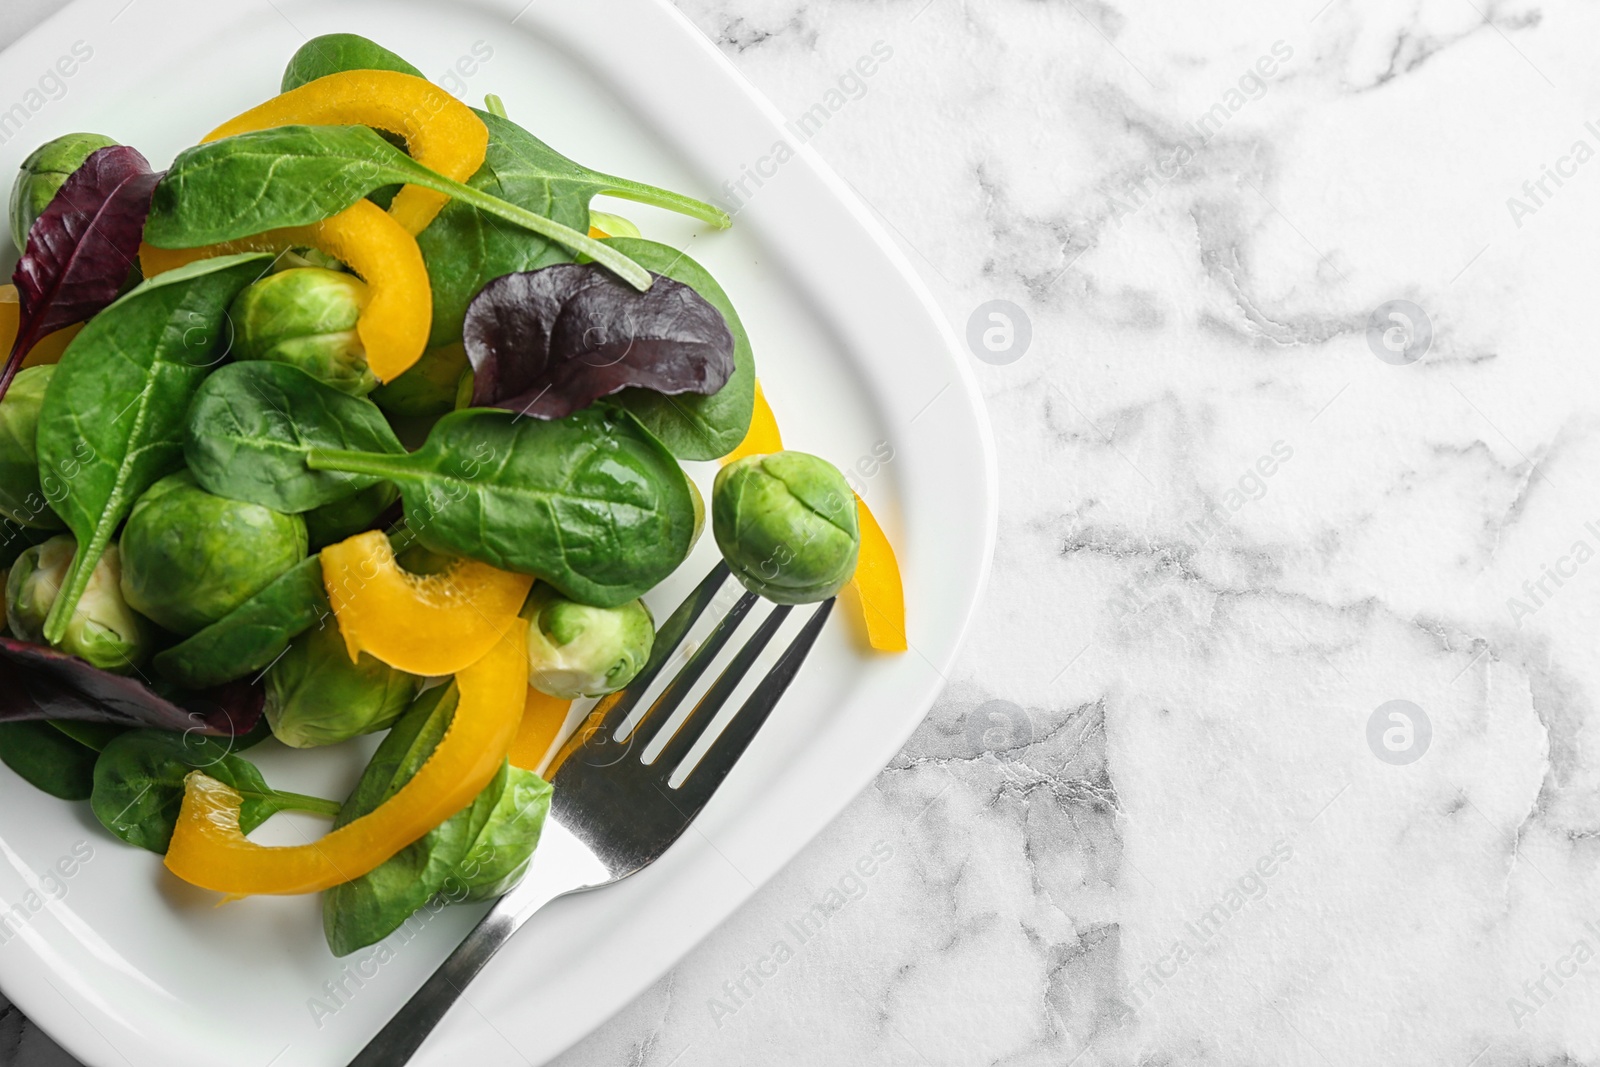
0, 33, 905, 957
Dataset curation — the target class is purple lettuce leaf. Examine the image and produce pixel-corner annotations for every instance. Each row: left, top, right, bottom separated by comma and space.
2, 145, 163, 400
0, 637, 263, 739
463, 263, 734, 420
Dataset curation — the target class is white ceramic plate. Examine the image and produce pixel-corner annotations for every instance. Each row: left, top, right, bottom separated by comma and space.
0, 1, 995, 1063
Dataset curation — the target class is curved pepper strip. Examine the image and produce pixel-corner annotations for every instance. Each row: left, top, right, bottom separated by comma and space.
509, 688, 572, 775
719, 379, 906, 652
204, 70, 489, 237
164, 623, 528, 897
0, 285, 82, 369
139, 199, 430, 381
320, 530, 533, 677
850, 498, 907, 652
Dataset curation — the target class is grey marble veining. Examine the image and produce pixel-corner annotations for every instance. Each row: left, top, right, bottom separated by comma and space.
5, 0, 1600, 1064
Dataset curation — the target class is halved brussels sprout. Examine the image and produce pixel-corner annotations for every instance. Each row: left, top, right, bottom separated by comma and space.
7, 535, 152, 672
119, 472, 308, 635
264, 623, 419, 748
712, 451, 860, 605
9, 132, 118, 252
304, 481, 399, 551
370, 341, 470, 418
523, 584, 654, 699
0, 366, 64, 530
228, 268, 375, 395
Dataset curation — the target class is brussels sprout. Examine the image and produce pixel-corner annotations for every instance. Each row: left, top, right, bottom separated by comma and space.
270, 247, 348, 274
228, 268, 375, 395
686, 475, 706, 552
523, 584, 654, 699
304, 481, 399, 551
712, 452, 860, 605
264, 623, 419, 748
119, 472, 308, 635
370, 341, 470, 418
0, 366, 65, 530
6, 536, 151, 671
9, 132, 118, 252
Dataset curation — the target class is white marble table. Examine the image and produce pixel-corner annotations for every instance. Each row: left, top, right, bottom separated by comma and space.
6, 0, 1599, 1064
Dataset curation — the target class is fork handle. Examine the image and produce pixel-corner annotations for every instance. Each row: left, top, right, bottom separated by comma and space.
347, 899, 537, 1067
349, 907, 515, 1066
347, 819, 609, 1066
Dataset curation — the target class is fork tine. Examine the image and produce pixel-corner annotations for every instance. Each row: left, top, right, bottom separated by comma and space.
549, 563, 729, 773
651, 603, 793, 773
671, 598, 835, 812
628, 590, 759, 752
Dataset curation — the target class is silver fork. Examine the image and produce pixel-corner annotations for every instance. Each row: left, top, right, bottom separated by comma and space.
349, 562, 834, 1066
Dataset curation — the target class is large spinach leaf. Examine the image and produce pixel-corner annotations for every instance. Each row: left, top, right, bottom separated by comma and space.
602, 238, 756, 460
34, 253, 272, 644
323, 685, 550, 956
185, 362, 404, 513
307, 406, 695, 607
417, 109, 731, 347
0, 720, 99, 800
145, 125, 650, 291
151, 555, 330, 689
280, 33, 423, 91
91, 729, 339, 854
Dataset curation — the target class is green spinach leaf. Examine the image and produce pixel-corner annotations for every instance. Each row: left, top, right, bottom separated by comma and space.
185, 362, 404, 513
0, 720, 99, 800
307, 406, 695, 607
603, 238, 756, 460
417, 109, 731, 347
151, 555, 330, 689
145, 125, 651, 291
91, 728, 339, 854
322, 685, 549, 956
280, 33, 423, 91
35, 253, 273, 644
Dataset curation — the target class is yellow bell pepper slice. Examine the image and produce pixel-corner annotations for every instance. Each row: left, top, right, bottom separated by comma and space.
509, 688, 573, 774
139, 199, 430, 382
722, 379, 784, 465
719, 378, 906, 651
320, 531, 533, 677
850, 498, 907, 652
1, 285, 83, 369
164, 624, 528, 897
204, 70, 489, 237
